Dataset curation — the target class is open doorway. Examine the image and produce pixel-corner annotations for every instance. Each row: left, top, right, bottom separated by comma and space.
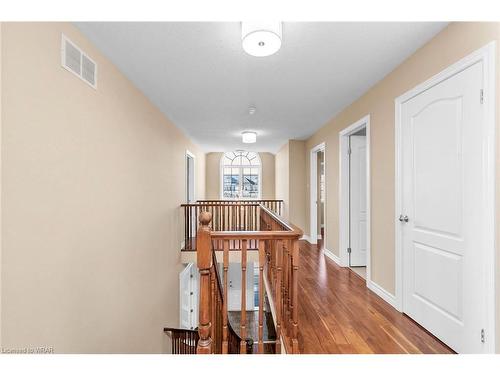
317, 151, 325, 249
309, 143, 326, 247
339, 116, 370, 282
186, 150, 195, 203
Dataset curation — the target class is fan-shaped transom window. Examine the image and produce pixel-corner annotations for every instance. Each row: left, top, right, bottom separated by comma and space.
221, 151, 261, 199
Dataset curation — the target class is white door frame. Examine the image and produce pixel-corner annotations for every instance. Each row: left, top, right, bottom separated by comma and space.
310, 142, 326, 245
395, 41, 496, 352
186, 150, 196, 203
339, 115, 371, 280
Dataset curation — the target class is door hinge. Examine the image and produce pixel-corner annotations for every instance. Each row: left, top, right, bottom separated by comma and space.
347, 147, 352, 155
347, 247, 352, 254
480, 89, 484, 104
481, 329, 485, 343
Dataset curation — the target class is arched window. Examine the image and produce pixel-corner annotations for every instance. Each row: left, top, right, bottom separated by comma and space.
221, 151, 261, 199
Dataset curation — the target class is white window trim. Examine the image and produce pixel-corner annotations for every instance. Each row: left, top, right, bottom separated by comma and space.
220, 152, 262, 200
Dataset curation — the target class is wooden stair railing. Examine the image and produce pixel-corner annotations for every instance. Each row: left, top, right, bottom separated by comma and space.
196, 199, 283, 216
181, 199, 284, 251
164, 250, 252, 355
163, 327, 199, 354
197, 211, 254, 354
196, 206, 302, 354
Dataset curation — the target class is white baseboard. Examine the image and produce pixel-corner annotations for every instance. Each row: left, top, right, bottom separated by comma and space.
367, 279, 400, 311
301, 235, 316, 244
324, 248, 342, 266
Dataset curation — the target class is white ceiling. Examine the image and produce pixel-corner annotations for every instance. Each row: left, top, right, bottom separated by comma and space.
75, 22, 447, 153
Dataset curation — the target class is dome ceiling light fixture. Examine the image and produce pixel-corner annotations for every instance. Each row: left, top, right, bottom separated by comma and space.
242, 131, 257, 144
241, 22, 282, 57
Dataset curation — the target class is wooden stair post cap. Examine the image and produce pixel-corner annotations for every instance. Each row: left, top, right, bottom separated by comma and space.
199, 211, 212, 225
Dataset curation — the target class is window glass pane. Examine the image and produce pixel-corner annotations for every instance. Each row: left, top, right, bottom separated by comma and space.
242, 167, 259, 198
223, 167, 240, 198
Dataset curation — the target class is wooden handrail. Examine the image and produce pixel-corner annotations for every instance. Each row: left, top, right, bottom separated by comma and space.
195, 204, 301, 354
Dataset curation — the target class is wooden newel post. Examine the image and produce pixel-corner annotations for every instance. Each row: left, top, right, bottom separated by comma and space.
196, 211, 213, 354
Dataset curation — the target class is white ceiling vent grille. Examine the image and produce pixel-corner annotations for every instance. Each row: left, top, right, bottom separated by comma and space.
61, 34, 97, 89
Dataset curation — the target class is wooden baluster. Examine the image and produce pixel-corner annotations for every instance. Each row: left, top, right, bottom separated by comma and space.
238, 204, 242, 230
217, 204, 220, 232
291, 238, 299, 353
283, 239, 290, 333
213, 205, 217, 231
187, 205, 190, 250
271, 239, 276, 291
210, 262, 216, 349
240, 239, 247, 354
244, 204, 247, 230
222, 240, 229, 353
183, 206, 187, 250
275, 240, 283, 353
258, 239, 265, 353
194, 206, 198, 249
223, 204, 225, 231
196, 212, 213, 354
232, 204, 235, 230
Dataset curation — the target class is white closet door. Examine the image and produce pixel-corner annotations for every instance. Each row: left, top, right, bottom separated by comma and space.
349, 135, 367, 267
401, 61, 486, 353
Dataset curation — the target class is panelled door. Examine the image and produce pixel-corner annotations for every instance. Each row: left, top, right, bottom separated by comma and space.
349, 135, 367, 267
400, 61, 487, 353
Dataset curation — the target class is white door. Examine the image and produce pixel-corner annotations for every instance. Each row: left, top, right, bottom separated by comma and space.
401, 61, 487, 353
349, 135, 367, 267
179, 263, 198, 329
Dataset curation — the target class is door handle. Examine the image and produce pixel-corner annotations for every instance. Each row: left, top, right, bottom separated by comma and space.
398, 215, 409, 223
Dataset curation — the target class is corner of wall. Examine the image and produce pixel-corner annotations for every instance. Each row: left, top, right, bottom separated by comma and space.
288, 140, 307, 232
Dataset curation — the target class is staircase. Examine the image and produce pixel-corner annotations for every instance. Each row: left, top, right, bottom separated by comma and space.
166, 201, 302, 354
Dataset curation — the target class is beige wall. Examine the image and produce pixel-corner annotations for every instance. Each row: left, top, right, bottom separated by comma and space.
0, 22, 206, 353
260, 152, 276, 200
205, 152, 275, 199
275, 140, 306, 232
288, 140, 307, 231
303, 22, 500, 350
275, 143, 290, 219
205, 152, 222, 199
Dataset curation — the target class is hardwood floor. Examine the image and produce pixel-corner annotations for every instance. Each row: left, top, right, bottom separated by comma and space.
297, 240, 454, 354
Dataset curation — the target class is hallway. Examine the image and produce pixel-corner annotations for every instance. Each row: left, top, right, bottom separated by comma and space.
297, 241, 454, 354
